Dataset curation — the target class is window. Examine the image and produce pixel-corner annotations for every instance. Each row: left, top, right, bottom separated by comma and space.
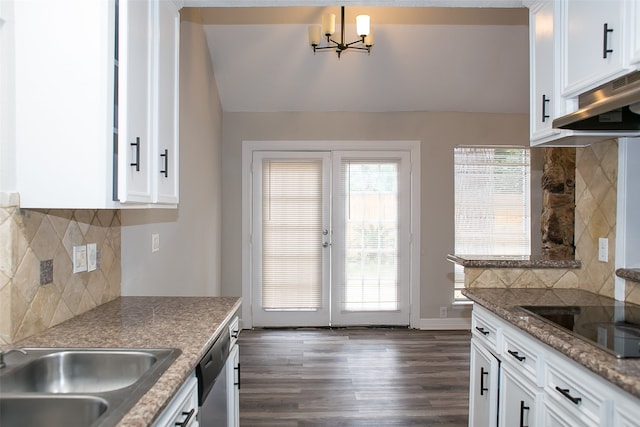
454, 146, 531, 301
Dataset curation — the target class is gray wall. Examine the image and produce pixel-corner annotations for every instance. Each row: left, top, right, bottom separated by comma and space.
220, 111, 538, 321
121, 11, 223, 296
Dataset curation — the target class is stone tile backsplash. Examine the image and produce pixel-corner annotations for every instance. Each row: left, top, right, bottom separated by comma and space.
574, 139, 618, 298
466, 140, 619, 298
0, 204, 120, 345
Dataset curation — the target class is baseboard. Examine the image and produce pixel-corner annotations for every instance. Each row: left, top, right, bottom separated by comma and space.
416, 317, 471, 330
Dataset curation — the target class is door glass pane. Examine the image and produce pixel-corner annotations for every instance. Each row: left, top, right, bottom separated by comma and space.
341, 160, 399, 311
262, 160, 323, 310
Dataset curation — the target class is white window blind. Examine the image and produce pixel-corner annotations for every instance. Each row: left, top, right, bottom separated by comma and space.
454, 146, 531, 300
341, 160, 399, 311
262, 160, 323, 310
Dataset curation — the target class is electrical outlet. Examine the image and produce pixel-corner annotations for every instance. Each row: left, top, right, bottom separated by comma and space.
440, 307, 448, 318
73, 245, 87, 273
152, 234, 160, 253
87, 243, 97, 272
598, 237, 608, 262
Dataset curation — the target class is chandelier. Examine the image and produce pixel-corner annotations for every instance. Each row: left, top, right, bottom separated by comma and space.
308, 6, 374, 58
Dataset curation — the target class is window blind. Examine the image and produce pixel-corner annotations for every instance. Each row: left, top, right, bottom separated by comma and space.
454, 147, 531, 300
262, 160, 323, 310
340, 160, 400, 311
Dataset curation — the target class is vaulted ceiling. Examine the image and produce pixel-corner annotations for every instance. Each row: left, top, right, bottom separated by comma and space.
191, 5, 529, 114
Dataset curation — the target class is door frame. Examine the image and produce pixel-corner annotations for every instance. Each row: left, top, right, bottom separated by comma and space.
241, 140, 421, 328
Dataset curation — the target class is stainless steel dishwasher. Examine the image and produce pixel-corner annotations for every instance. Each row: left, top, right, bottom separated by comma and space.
196, 328, 230, 426
196, 315, 241, 427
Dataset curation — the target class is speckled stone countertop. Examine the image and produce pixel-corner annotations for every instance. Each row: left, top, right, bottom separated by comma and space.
462, 288, 640, 399
14, 296, 242, 427
617, 268, 640, 283
447, 254, 581, 269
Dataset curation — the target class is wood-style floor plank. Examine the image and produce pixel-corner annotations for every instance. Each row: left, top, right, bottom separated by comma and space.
238, 328, 471, 426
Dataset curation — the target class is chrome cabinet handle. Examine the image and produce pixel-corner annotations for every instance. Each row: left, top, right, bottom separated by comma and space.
603, 23, 614, 59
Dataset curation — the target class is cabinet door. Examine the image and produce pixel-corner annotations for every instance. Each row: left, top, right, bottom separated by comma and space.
628, 1, 640, 66
153, 0, 180, 204
469, 340, 500, 427
561, 0, 626, 97
530, 1, 560, 142
227, 344, 240, 427
499, 366, 540, 427
118, 0, 153, 203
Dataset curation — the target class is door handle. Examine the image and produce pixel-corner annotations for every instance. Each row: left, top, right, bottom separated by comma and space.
322, 242, 330, 248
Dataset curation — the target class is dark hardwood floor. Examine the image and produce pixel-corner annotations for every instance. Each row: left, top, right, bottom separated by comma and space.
237, 328, 471, 427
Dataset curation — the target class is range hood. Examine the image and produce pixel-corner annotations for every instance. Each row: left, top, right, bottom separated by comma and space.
553, 70, 640, 132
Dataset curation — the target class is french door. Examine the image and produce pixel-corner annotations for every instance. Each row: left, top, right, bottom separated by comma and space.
251, 150, 411, 327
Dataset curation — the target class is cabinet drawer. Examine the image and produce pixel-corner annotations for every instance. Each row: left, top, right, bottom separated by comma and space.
545, 354, 612, 426
153, 374, 199, 427
501, 327, 544, 386
472, 306, 501, 352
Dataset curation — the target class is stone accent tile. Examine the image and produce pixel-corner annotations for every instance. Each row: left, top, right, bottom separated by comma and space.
48, 209, 74, 240
625, 281, 640, 306
0, 207, 121, 343
552, 271, 579, 288
14, 248, 40, 303
50, 298, 74, 328
495, 269, 525, 287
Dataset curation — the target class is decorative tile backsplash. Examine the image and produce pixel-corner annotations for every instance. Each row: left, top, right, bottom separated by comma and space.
574, 139, 617, 298
0, 204, 121, 345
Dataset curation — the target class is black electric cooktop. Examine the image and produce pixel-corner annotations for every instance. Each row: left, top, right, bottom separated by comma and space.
520, 304, 640, 358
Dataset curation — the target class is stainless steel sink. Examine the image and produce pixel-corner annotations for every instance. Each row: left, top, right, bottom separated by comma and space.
0, 395, 108, 427
1, 350, 159, 393
0, 348, 181, 427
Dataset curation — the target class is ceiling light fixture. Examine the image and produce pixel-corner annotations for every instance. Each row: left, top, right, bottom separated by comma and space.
308, 6, 374, 58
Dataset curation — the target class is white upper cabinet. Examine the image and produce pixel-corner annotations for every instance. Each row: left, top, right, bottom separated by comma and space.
529, 1, 561, 142
560, 0, 628, 98
153, 0, 180, 204
628, 1, 640, 66
13, 0, 180, 209
527, 0, 640, 146
118, 0, 154, 203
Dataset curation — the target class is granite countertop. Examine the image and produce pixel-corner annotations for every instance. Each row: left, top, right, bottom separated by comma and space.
14, 296, 242, 427
617, 268, 640, 284
447, 254, 581, 269
462, 288, 640, 399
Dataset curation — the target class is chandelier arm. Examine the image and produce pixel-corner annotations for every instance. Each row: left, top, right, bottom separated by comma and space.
345, 38, 365, 47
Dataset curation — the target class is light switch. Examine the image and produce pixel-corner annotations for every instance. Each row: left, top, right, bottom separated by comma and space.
598, 237, 608, 262
73, 245, 87, 273
87, 243, 97, 272
152, 234, 160, 253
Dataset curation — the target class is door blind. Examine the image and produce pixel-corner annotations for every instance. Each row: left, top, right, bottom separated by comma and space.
262, 160, 323, 310
340, 160, 400, 311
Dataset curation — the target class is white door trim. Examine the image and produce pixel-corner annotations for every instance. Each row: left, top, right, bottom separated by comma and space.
241, 140, 421, 328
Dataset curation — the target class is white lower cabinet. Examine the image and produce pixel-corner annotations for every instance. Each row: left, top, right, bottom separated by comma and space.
153, 372, 199, 427
469, 340, 500, 427
469, 305, 640, 427
228, 344, 240, 427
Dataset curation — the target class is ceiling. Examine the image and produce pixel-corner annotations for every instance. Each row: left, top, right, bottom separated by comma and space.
191, 6, 529, 114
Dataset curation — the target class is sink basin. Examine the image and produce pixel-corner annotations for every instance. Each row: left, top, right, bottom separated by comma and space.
0, 348, 181, 427
1, 350, 158, 393
0, 395, 108, 427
